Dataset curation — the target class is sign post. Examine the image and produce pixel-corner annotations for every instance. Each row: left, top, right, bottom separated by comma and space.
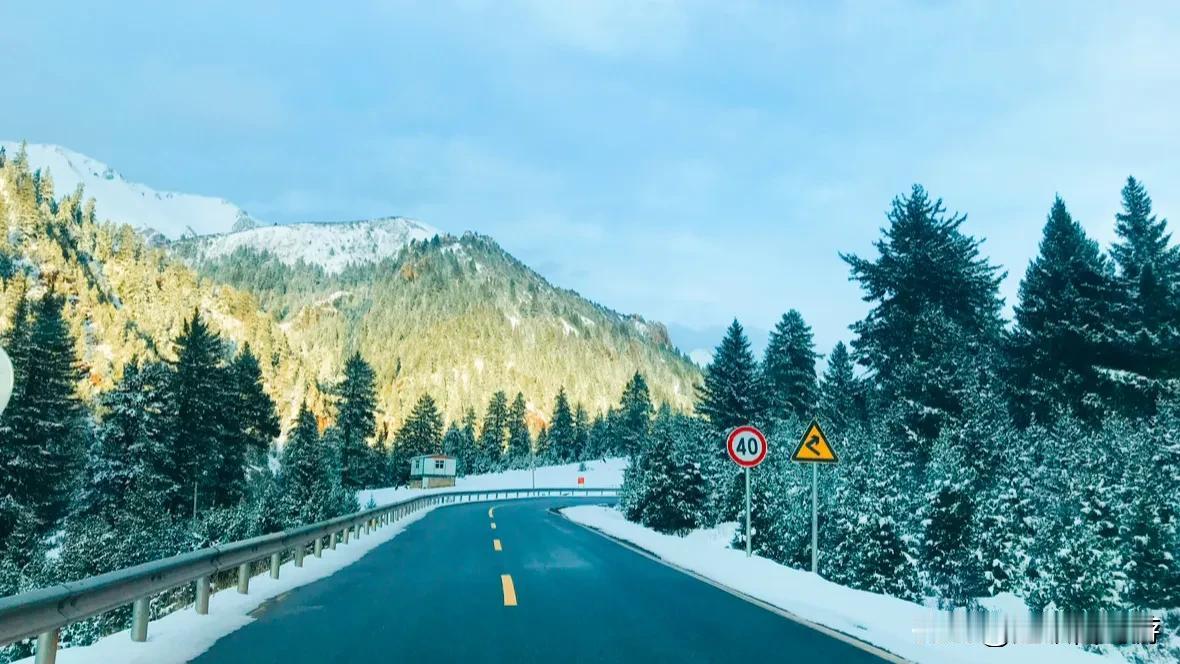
790, 418, 838, 574
0, 346, 12, 417
726, 425, 768, 558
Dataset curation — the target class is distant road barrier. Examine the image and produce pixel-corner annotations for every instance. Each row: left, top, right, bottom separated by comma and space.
0, 487, 618, 663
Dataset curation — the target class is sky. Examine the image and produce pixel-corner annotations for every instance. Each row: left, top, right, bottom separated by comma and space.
2, 1, 1179, 359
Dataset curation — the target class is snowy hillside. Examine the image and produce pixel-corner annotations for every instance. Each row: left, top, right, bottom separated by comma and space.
0, 142, 253, 239
180, 217, 441, 274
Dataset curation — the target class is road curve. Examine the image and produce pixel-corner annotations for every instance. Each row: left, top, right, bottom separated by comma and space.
191, 497, 886, 663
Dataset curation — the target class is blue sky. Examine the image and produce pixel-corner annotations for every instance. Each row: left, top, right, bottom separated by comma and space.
3, 1, 1179, 358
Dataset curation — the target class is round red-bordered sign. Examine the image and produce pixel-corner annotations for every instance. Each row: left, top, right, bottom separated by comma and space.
726, 425, 768, 468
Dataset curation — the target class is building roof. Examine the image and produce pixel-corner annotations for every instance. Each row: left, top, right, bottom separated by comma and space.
410, 454, 454, 461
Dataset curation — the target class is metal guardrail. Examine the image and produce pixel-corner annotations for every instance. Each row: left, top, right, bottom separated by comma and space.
0, 486, 619, 663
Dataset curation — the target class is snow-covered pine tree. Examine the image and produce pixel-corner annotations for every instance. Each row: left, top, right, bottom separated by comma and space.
572, 404, 589, 463
546, 388, 576, 463
695, 320, 765, 432
0, 291, 84, 532
280, 402, 349, 525
843, 185, 1004, 445
457, 407, 479, 475
819, 341, 866, 431
1120, 406, 1180, 609
332, 352, 377, 490
636, 411, 707, 535
921, 435, 986, 607
616, 372, 654, 457
585, 410, 612, 460
762, 310, 819, 425
1008, 197, 1120, 425
476, 391, 509, 472
506, 392, 531, 468
397, 393, 444, 458
169, 310, 230, 515
230, 345, 280, 490
1108, 176, 1180, 414
79, 361, 179, 523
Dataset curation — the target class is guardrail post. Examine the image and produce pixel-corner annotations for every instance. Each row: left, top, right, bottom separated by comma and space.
131, 597, 149, 642
314, 537, 323, 558
294, 544, 305, 567
330, 531, 338, 549
196, 575, 210, 614
35, 629, 58, 664
343, 527, 350, 544
237, 563, 250, 594
271, 552, 282, 579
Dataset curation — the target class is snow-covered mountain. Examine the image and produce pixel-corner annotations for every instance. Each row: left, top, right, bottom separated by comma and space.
0, 142, 254, 239
180, 217, 442, 274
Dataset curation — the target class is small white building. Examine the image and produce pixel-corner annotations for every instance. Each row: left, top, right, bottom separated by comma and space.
409, 454, 457, 489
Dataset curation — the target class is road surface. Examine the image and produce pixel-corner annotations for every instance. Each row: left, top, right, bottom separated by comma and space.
192, 497, 886, 663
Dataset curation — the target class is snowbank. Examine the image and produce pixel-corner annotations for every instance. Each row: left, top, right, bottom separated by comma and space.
561, 505, 1125, 664
14, 509, 435, 664
357, 457, 626, 507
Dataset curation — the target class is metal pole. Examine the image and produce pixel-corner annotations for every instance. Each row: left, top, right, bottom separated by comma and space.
745, 467, 751, 558
271, 553, 281, 579
811, 463, 818, 574
237, 563, 250, 594
195, 576, 210, 614
131, 597, 149, 642
35, 630, 58, 664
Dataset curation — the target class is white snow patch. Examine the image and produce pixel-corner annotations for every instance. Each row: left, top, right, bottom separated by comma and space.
184, 217, 439, 274
506, 313, 520, 330
560, 506, 1120, 664
559, 318, 578, 337
358, 458, 626, 508
1, 142, 251, 239
16, 509, 435, 664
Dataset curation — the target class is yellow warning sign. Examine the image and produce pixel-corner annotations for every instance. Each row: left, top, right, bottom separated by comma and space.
790, 419, 838, 463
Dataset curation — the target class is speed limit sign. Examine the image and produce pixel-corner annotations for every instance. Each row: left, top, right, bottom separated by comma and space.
726, 425, 767, 468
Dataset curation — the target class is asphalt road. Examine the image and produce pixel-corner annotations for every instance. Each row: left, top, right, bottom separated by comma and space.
191, 497, 886, 663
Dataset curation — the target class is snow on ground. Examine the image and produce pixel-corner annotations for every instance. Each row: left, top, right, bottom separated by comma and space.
561, 506, 1127, 664
16, 509, 436, 664
357, 458, 626, 508
1, 142, 250, 239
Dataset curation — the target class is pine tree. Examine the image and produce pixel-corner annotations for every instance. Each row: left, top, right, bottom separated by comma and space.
695, 320, 764, 431
1108, 176, 1180, 411
279, 403, 349, 525
819, 342, 865, 430
921, 437, 985, 607
230, 345, 279, 481
333, 352, 378, 489
762, 310, 819, 423
476, 391, 509, 472
1008, 197, 1120, 425
79, 361, 179, 523
637, 413, 707, 535
0, 291, 84, 533
843, 185, 1004, 443
396, 393, 444, 458
572, 403, 589, 462
546, 388, 576, 463
451, 407, 478, 475
169, 310, 228, 515
505, 392, 531, 468
616, 372, 653, 457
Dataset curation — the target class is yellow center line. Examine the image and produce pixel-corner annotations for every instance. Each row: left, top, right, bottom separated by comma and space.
488, 506, 495, 518
493, 538, 502, 551
490, 522, 496, 530
501, 574, 517, 606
